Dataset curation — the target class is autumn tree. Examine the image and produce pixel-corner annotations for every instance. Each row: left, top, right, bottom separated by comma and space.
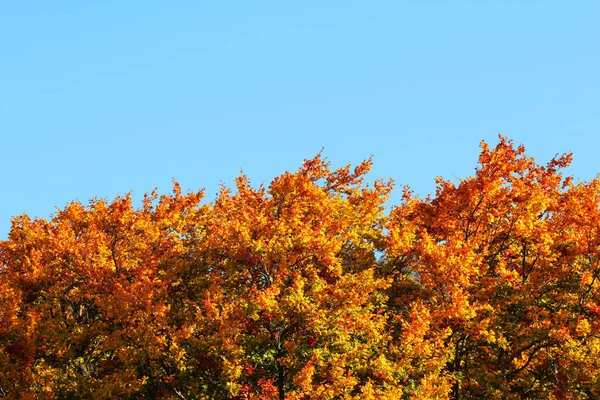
386, 137, 600, 399
174, 155, 398, 399
0, 185, 207, 398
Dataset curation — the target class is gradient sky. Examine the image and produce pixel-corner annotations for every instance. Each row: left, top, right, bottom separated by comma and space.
1, 1, 599, 239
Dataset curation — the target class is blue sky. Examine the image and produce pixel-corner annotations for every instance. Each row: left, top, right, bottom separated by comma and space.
1, 1, 599, 238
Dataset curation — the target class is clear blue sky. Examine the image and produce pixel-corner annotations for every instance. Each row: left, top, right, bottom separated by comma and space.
1, 1, 599, 239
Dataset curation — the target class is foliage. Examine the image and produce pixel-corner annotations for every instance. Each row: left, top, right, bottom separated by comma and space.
1, 137, 599, 399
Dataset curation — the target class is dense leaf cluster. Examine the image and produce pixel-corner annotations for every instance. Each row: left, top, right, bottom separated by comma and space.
1, 137, 600, 399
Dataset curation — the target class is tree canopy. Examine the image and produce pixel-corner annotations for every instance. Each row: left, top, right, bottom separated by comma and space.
1, 136, 599, 399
